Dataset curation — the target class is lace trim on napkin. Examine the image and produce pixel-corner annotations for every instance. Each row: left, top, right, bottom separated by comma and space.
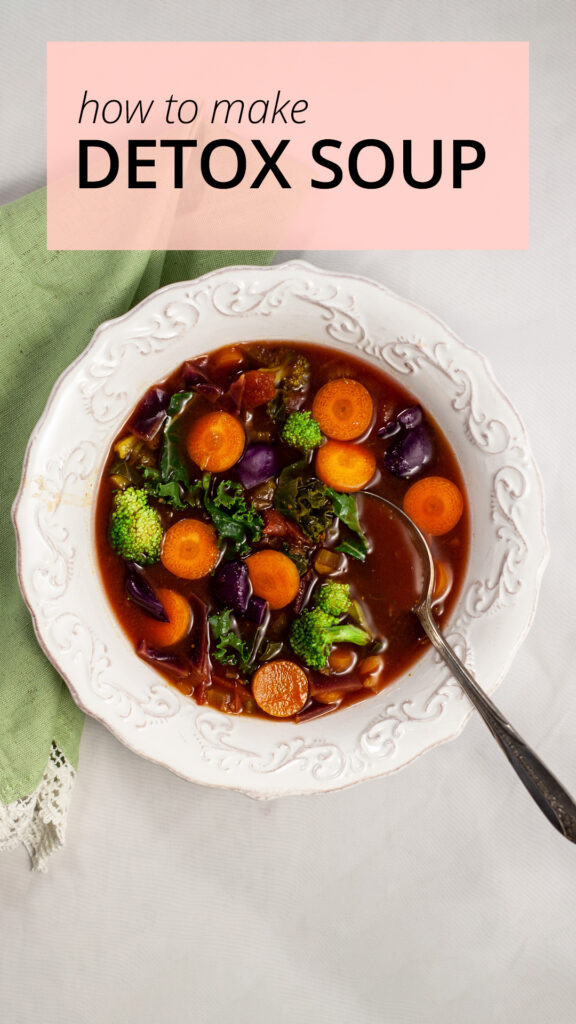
0, 742, 76, 872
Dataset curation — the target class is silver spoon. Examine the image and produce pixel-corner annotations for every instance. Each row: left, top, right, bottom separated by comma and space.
364, 491, 576, 843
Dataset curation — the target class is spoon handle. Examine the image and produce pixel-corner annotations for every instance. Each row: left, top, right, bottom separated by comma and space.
417, 605, 576, 842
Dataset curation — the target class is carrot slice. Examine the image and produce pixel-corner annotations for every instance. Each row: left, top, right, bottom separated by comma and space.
144, 589, 192, 647
312, 378, 373, 440
210, 345, 246, 373
245, 550, 300, 610
315, 440, 376, 492
252, 660, 309, 718
186, 411, 245, 472
161, 519, 219, 579
403, 476, 464, 536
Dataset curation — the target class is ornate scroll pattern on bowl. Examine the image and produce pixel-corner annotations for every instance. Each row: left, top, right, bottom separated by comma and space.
209, 278, 367, 347
79, 300, 201, 426
32, 442, 97, 613
379, 338, 511, 455
49, 614, 181, 727
80, 276, 368, 431
196, 714, 347, 782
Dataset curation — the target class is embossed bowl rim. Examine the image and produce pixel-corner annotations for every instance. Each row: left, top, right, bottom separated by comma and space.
12, 260, 549, 797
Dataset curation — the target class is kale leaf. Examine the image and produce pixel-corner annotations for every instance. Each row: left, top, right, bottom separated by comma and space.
281, 541, 311, 576
208, 609, 251, 670
209, 606, 282, 676
328, 489, 370, 561
143, 472, 186, 509
159, 391, 195, 488
334, 535, 368, 561
274, 461, 334, 542
202, 477, 263, 556
274, 466, 369, 558
139, 391, 204, 510
142, 467, 204, 511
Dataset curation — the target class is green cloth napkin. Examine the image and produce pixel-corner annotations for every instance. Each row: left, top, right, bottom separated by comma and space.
0, 186, 272, 809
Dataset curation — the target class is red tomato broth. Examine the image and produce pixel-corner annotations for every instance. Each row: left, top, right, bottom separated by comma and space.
95, 341, 469, 720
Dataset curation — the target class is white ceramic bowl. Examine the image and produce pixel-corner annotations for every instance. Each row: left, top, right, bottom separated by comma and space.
13, 261, 548, 797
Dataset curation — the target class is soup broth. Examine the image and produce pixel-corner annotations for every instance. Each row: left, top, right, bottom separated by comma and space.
96, 341, 469, 721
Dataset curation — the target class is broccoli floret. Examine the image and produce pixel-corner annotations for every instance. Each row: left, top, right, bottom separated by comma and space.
251, 346, 311, 392
315, 581, 351, 617
281, 353, 311, 393
109, 487, 163, 565
289, 607, 371, 670
281, 411, 323, 451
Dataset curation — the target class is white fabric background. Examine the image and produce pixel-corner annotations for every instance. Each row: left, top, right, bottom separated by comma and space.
2, 2, 576, 1022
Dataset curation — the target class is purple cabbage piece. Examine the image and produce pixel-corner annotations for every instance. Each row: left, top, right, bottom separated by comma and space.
379, 405, 433, 479
188, 593, 210, 676
293, 569, 316, 615
383, 424, 433, 479
293, 702, 338, 723
180, 360, 223, 401
377, 405, 423, 438
137, 641, 191, 678
212, 560, 252, 615
125, 563, 168, 621
129, 386, 170, 442
236, 445, 278, 490
246, 596, 268, 625
397, 406, 423, 429
377, 420, 401, 439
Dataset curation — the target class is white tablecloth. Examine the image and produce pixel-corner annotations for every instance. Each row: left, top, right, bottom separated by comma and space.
2, 2, 576, 1022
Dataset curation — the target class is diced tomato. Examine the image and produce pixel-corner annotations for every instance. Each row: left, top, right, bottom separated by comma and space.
241, 370, 277, 408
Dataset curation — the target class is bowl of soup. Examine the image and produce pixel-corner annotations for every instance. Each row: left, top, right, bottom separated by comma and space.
13, 261, 548, 797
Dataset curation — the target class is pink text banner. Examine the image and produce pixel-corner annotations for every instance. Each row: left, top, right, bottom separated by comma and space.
47, 41, 529, 250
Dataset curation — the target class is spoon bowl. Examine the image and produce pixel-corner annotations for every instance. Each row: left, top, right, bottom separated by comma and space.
364, 491, 576, 843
